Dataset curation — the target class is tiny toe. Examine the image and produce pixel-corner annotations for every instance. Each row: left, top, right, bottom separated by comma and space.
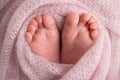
90, 23, 98, 30
42, 14, 57, 29
65, 12, 79, 26
91, 30, 99, 41
79, 13, 91, 25
25, 32, 32, 44
29, 18, 38, 26
35, 16, 43, 28
35, 16, 42, 23
88, 16, 96, 24
27, 25, 36, 35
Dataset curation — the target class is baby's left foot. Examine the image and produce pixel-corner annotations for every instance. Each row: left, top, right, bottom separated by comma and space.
61, 12, 99, 64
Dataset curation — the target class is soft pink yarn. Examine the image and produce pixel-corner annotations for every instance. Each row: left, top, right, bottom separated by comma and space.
0, 0, 120, 80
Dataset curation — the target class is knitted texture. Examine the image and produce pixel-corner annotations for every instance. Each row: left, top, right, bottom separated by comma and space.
0, 0, 120, 80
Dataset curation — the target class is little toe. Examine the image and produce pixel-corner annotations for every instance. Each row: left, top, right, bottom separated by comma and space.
65, 12, 79, 27
42, 14, 57, 30
91, 29, 99, 41
25, 32, 32, 44
79, 13, 91, 25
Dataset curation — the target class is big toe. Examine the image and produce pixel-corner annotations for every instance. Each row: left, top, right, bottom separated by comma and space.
42, 14, 57, 30
65, 12, 79, 27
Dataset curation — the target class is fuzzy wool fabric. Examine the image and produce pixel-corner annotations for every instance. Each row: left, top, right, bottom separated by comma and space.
0, 0, 120, 80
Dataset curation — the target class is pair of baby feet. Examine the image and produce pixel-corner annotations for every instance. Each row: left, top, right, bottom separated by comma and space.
25, 12, 99, 64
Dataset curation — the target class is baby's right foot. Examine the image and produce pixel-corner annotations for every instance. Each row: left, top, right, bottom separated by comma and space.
25, 14, 60, 63
61, 12, 99, 64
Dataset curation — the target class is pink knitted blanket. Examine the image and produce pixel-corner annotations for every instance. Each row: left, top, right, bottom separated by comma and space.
0, 0, 120, 80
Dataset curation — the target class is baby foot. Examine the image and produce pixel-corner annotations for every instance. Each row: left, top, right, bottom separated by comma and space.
25, 14, 60, 63
61, 12, 99, 64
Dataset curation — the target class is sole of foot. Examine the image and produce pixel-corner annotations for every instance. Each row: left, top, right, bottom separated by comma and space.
61, 12, 99, 64
25, 14, 60, 63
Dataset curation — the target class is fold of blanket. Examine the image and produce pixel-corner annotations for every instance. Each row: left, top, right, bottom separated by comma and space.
0, 0, 120, 80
